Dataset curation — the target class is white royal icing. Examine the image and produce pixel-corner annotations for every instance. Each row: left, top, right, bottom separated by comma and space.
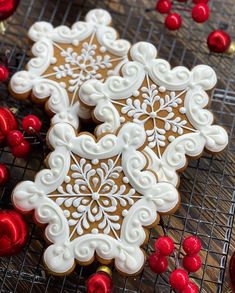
79, 41, 228, 186
12, 122, 179, 275
10, 9, 130, 129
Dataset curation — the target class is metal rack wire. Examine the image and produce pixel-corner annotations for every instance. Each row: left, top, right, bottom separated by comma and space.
0, 0, 234, 292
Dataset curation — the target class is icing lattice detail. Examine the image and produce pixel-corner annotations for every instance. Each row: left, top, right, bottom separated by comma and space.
12, 122, 179, 275
10, 9, 130, 129
79, 41, 228, 186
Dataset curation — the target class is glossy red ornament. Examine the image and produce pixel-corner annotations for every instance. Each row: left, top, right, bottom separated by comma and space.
0, 107, 18, 143
0, 0, 20, 21
7, 130, 24, 147
0, 163, 9, 185
165, 13, 182, 30
169, 269, 189, 291
0, 64, 9, 81
183, 255, 202, 272
207, 30, 231, 53
193, 0, 209, 3
0, 210, 27, 256
181, 281, 199, 293
192, 3, 210, 23
11, 139, 30, 158
148, 252, 168, 273
183, 236, 201, 255
156, 0, 172, 14
155, 236, 174, 256
87, 271, 113, 293
22, 114, 42, 134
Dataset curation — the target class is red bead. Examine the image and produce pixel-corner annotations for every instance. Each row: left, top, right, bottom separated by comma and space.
207, 30, 231, 53
148, 252, 168, 273
181, 281, 199, 293
193, 0, 209, 3
0, 210, 28, 256
0, 164, 9, 185
192, 3, 210, 23
22, 114, 42, 134
0, 0, 20, 21
183, 236, 201, 255
155, 236, 174, 256
0, 107, 18, 136
0, 64, 9, 81
165, 13, 182, 30
87, 271, 113, 293
7, 130, 24, 147
169, 269, 189, 291
183, 255, 202, 272
156, 0, 172, 14
11, 139, 30, 158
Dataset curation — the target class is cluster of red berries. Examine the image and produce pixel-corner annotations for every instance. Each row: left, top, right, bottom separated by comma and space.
149, 235, 202, 292
155, 0, 210, 31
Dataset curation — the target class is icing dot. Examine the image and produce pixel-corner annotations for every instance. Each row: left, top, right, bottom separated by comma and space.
122, 209, 128, 217
107, 70, 114, 76
60, 82, 66, 88
50, 57, 57, 64
64, 176, 71, 183
159, 86, 166, 92
80, 63, 86, 70
92, 192, 100, 200
63, 210, 70, 218
72, 40, 79, 46
92, 159, 99, 165
100, 46, 106, 53
120, 117, 125, 123
149, 111, 157, 118
179, 107, 186, 114
91, 228, 99, 234
168, 135, 175, 142
122, 177, 129, 184
133, 90, 140, 97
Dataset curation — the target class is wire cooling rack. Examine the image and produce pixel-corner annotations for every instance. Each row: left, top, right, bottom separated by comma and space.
0, 0, 234, 292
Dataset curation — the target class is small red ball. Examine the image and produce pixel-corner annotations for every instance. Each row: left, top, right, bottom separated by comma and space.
0, 164, 9, 185
0, 65, 9, 81
148, 252, 168, 274
192, 3, 210, 23
0, 107, 18, 136
7, 130, 24, 147
183, 236, 201, 255
11, 140, 30, 158
156, 0, 172, 14
193, 0, 209, 3
207, 30, 231, 53
181, 281, 199, 293
155, 236, 174, 256
183, 255, 202, 272
165, 13, 182, 30
22, 115, 42, 134
86, 272, 113, 293
169, 269, 189, 291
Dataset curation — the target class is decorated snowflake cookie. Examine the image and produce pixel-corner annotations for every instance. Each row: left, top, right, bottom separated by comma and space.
79, 41, 228, 186
12, 122, 179, 275
9, 9, 130, 130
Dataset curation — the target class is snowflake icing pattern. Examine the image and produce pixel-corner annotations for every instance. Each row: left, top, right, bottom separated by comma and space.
48, 153, 142, 240
119, 75, 195, 158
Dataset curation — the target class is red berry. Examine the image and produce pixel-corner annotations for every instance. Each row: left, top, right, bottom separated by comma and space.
0, 65, 9, 81
11, 140, 30, 158
207, 30, 231, 53
22, 115, 42, 134
183, 236, 201, 255
183, 255, 202, 272
193, 0, 209, 3
165, 13, 182, 30
148, 252, 168, 274
0, 164, 9, 185
155, 236, 174, 256
181, 281, 199, 293
156, 0, 172, 14
7, 130, 24, 147
192, 3, 210, 23
169, 269, 189, 291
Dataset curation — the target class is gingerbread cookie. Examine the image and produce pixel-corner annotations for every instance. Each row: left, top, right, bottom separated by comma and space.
79, 41, 228, 186
9, 9, 130, 130
12, 122, 179, 275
